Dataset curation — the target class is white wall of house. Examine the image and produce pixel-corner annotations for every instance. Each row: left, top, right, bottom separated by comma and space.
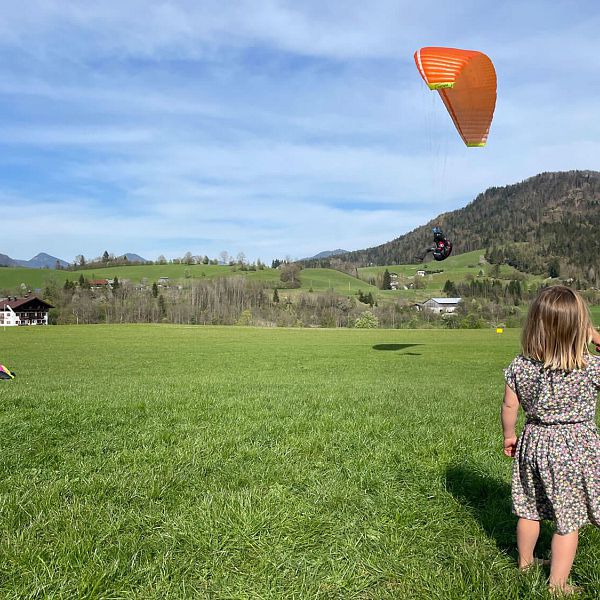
0, 307, 20, 326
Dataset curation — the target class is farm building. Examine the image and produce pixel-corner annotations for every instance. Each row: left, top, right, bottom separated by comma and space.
0, 295, 54, 326
416, 270, 426, 277
417, 297, 462, 314
89, 279, 109, 289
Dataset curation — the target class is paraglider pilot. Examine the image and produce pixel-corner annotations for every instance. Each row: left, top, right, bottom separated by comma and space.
417, 227, 453, 262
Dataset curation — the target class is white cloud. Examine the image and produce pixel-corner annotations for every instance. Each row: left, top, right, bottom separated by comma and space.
0, 1, 598, 262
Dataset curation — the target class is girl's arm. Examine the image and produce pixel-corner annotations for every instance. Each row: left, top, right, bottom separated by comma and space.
501, 383, 519, 457
590, 327, 600, 351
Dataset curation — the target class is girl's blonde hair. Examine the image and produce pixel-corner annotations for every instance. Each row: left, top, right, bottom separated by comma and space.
522, 285, 592, 371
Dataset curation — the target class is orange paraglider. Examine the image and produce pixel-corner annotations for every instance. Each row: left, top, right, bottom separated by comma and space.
414, 47, 497, 147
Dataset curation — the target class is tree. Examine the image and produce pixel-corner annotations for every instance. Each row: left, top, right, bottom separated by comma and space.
75, 254, 86, 267
158, 294, 166, 317
152, 282, 159, 298
548, 259, 560, 278
157, 255, 167, 265
272, 288, 280, 303
236, 252, 246, 266
183, 251, 194, 265
78, 274, 85, 287
279, 263, 302, 288
219, 251, 230, 265
102, 250, 110, 263
488, 263, 501, 279
382, 269, 392, 290
354, 311, 379, 328
112, 276, 120, 291
443, 279, 458, 296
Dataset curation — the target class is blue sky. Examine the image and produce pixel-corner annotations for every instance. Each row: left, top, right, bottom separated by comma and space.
1, 0, 598, 263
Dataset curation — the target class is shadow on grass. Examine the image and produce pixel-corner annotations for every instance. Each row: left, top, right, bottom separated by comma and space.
444, 463, 552, 557
372, 344, 422, 352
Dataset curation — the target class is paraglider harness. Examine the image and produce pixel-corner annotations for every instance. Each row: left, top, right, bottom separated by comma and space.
418, 227, 453, 262
0, 364, 15, 380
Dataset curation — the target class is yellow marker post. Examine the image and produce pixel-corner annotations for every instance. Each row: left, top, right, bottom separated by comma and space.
496, 327, 504, 334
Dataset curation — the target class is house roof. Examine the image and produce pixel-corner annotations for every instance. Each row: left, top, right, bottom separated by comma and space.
89, 279, 109, 285
427, 297, 462, 304
0, 295, 54, 310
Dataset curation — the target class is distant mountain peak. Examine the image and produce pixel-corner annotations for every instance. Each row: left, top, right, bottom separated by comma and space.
307, 249, 349, 260
0, 252, 69, 269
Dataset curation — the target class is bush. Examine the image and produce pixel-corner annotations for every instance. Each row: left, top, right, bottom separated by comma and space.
354, 311, 379, 329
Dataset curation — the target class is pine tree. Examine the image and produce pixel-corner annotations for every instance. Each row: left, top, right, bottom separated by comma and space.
152, 282, 159, 298
382, 269, 391, 290
273, 288, 279, 303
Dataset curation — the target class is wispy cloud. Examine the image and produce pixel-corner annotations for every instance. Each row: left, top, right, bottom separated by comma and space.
0, 1, 598, 261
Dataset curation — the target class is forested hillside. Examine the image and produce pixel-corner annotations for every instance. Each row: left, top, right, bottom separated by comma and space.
334, 171, 600, 282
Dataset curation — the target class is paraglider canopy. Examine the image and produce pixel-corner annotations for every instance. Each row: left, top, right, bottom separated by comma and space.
0, 364, 15, 380
414, 47, 497, 147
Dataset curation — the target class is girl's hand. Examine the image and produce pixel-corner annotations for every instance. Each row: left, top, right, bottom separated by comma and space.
503, 436, 517, 458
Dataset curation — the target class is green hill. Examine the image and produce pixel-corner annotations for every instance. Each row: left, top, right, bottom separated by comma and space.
0, 263, 283, 292
328, 170, 600, 283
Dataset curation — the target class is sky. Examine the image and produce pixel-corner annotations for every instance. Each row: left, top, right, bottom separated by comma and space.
1, 0, 599, 263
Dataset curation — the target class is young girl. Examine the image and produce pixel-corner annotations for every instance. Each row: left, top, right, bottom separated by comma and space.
502, 285, 600, 595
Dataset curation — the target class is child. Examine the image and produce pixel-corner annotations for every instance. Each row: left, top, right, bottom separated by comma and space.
501, 285, 600, 595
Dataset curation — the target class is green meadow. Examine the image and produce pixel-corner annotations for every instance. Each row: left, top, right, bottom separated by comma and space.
2, 325, 600, 598
0, 264, 282, 291
0, 249, 538, 303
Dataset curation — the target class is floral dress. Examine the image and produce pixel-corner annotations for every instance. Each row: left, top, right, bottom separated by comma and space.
504, 354, 600, 534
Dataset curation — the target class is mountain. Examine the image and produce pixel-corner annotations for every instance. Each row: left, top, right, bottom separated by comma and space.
21, 253, 70, 269
121, 253, 147, 263
0, 253, 19, 267
0, 252, 69, 269
307, 249, 349, 260
334, 170, 600, 281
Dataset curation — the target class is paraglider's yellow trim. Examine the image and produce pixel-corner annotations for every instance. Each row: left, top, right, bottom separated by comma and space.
466, 142, 486, 147
428, 82, 454, 90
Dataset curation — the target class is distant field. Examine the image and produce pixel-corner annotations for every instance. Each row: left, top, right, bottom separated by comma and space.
0, 253, 592, 312
299, 268, 377, 294
0, 263, 281, 291
2, 325, 600, 598
358, 250, 541, 293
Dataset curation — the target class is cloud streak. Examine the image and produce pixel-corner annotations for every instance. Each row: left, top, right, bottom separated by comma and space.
0, 1, 598, 262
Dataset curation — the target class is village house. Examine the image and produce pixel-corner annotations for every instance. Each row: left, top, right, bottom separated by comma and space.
416, 270, 426, 277
89, 279, 109, 290
389, 272, 399, 290
0, 296, 54, 326
416, 297, 462, 314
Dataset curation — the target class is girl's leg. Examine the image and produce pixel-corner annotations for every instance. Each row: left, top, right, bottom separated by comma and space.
516, 518, 541, 569
549, 530, 579, 593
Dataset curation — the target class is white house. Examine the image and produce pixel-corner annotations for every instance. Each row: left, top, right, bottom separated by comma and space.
0, 296, 54, 326
418, 297, 462, 314
416, 270, 426, 277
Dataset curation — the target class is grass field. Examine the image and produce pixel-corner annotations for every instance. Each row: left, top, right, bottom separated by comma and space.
2, 325, 600, 598
0, 264, 282, 291
359, 250, 542, 296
